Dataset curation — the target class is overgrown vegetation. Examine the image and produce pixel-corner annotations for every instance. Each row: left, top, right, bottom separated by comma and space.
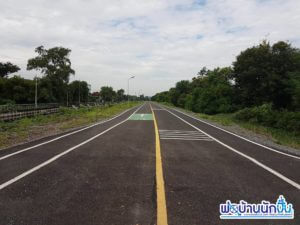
0, 46, 148, 105
152, 41, 300, 142
0, 102, 140, 149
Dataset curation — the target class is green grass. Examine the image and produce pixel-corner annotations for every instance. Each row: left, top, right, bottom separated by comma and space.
0, 102, 141, 150
159, 102, 300, 150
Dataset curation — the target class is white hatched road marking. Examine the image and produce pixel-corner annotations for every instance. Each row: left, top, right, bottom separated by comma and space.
159, 129, 214, 141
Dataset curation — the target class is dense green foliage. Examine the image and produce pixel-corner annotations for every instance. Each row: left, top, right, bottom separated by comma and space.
232, 41, 300, 110
0, 62, 20, 78
153, 67, 235, 114
68, 80, 89, 105
100, 86, 116, 102
152, 41, 300, 132
234, 104, 300, 133
0, 76, 35, 104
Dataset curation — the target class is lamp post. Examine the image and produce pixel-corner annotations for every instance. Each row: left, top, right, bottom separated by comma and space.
35, 75, 38, 108
78, 80, 81, 106
127, 76, 135, 105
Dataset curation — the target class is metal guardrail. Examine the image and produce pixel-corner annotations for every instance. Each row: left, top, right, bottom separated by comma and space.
0, 103, 59, 114
0, 108, 59, 121
0, 101, 125, 121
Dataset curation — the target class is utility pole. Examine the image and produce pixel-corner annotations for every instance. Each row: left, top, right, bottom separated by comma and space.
127, 76, 135, 105
35, 75, 38, 108
78, 80, 80, 106
66, 88, 69, 107
88, 84, 91, 103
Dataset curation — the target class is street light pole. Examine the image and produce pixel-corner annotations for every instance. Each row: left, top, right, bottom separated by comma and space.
127, 76, 135, 105
66, 88, 69, 107
78, 80, 81, 106
35, 75, 38, 108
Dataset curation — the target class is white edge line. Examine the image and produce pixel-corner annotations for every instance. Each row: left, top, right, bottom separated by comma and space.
0, 105, 140, 161
161, 105, 300, 160
163, 108, 300, 190
0, 104, 144, 190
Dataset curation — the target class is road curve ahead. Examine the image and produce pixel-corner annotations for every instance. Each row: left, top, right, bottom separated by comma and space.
0, 102, 299, 225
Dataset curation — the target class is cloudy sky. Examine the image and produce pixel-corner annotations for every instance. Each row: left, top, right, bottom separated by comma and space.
1, 0, 299, 96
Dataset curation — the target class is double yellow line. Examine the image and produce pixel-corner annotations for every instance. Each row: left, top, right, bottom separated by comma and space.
150, 105, 168, 225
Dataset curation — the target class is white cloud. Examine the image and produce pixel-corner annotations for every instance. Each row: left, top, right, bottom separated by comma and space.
0, 0, 299, 96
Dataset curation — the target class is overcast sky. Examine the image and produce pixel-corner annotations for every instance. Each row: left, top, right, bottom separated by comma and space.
1, 0, 299, 96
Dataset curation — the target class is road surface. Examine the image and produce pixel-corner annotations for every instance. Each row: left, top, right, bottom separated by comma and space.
0, 102, 299, 225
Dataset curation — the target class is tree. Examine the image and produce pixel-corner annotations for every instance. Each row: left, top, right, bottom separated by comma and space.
169, 80, 191, 107
27, 46, 75, 103
0, 62, 20, 78
116, 89, 125, 102
191, 67, 234, 114
100, 86, 116, 102
68, 80, 90, 105
232, 40, 300, 109
151, 91, 170, 102
196, 67, 208, 78
0, 76, 35, 104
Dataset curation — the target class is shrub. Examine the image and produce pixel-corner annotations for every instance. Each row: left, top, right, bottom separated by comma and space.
275, 111, 300, 132
234, 104, 300, 133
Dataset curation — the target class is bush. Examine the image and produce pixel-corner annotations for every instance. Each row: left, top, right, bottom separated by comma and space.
184, 94, 193, 111
275, 111, 300, 132
234, 104, 300, 133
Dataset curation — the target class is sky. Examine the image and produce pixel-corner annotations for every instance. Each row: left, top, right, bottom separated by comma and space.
0, 0, 300, 96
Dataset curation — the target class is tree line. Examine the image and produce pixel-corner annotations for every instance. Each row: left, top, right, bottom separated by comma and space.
0, 46, 141, 105
152, 41, 300, 132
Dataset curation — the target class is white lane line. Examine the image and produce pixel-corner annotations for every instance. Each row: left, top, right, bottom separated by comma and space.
0, 105, 140, 161
164, 108, 300, 190
161, 105, 300, 160
0, 104, 144, 190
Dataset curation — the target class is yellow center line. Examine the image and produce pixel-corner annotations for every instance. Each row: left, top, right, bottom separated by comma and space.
150, 104, 168, 225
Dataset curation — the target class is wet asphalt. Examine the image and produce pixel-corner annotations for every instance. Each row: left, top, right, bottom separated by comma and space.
0, 102, 299, 225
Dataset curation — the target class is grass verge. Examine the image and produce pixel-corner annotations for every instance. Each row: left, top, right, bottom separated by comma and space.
159, 102, 300, 150
0, 102, 141, 150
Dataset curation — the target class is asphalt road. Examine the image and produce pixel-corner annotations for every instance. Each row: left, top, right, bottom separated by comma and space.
0, 102, 299, 225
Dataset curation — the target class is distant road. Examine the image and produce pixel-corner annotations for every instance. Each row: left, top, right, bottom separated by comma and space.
0, 102, 299, 224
